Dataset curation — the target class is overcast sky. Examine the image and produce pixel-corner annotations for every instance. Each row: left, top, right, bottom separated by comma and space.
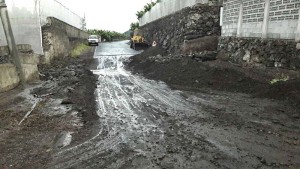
57, 0, 152, 33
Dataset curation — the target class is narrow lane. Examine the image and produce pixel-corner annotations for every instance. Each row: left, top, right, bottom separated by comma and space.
49, 41, 300, 169
49, 41, 205, 168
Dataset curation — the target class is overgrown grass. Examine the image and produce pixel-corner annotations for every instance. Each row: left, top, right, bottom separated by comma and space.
71, 43, 90, 57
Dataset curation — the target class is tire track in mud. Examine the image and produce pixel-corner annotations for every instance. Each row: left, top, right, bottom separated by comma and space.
48, 41, 299, 169
48, 41, 211, 168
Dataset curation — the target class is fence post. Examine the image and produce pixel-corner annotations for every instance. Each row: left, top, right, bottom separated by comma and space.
295, 8, 300, 42
262, 0, 270, 39
0, 0, 25, 85
236, 1, 243, 37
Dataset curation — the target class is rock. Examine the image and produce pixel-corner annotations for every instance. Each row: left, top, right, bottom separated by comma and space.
251, 54, 263, 63
243, 50, 251, 62
217, 49, 230, 61
206, 21, 214, 27
296, 43, 300, 50
274, 62, 282, 68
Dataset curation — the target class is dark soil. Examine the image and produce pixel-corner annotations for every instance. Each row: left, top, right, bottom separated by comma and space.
126, 46, 300, 110
0, 47, 98, 169
37, 49, 99, 144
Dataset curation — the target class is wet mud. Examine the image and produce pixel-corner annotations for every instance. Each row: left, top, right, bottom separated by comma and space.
50, 41, 300, 168
0, 41, 299, 169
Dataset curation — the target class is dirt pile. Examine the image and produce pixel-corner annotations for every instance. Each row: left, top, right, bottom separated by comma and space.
126, 46, 300, 109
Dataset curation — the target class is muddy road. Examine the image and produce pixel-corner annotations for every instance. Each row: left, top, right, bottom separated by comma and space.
0, 41, 299, 169
47, 41, 299, 169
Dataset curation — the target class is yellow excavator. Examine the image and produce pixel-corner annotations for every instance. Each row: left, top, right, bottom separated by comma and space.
130, 29, 148, 50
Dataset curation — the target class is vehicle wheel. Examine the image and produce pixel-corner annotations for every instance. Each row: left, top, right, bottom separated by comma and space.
96, 43, 99, 46
130, 41, 133, 48
133, 43, 136, 50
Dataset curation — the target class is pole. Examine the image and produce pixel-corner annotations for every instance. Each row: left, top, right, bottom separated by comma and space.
0, 0, 25, 86
296, 8, 300, 42
262, 0, 270, 39
236, 1, 243, 37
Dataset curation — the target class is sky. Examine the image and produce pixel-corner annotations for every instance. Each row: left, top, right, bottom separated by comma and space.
57, 0, 152, 33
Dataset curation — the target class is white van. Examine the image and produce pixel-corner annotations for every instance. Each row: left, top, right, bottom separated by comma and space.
88, 35, 101, 46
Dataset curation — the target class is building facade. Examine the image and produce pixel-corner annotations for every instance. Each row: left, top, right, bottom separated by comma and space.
221, 0, 300, 41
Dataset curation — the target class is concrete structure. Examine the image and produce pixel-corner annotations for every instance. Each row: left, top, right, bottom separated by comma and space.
296, 8, 300, 41
0, 17, 88, 92
0, 45, 39, 92
139, 0, 219, 26
41, 17, 89, 64
222, 0, 300, 40
46, 17, 89, 40
219, 0, 300, 70
0, 0, 84, 55
0, 64, 19, 92
0, 0, 88, 92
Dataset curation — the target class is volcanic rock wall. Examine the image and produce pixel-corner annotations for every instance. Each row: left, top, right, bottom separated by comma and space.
140, 4, 221, 54
218, 37, 300, 70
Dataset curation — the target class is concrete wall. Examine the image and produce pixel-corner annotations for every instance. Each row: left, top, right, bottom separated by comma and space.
0, 45, 40, 92
219, 0, 300, 70
140, 4, 221, 53
139, 0, 220, 26
0, 64, 20, 93
41, 17, 89, 64
46, 17, 89, 40
0, 17, 88, 92
222, 0, 300, 40
0, 0, 84, 55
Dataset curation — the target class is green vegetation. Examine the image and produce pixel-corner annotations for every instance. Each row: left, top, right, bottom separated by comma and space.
136, 0, 161, 19
270, 74, 290, 84
71, 43, 90, 57
130, 22, 139, 31
87, 29, 127, 42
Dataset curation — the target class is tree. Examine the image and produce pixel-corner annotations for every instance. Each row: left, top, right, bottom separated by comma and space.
87, 29, 126, 42
130, 22, 139, 31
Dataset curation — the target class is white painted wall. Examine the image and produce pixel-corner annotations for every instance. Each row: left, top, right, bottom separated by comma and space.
222, 0, 300, 40
0, 0, 83, 55
139, 0, 210, 26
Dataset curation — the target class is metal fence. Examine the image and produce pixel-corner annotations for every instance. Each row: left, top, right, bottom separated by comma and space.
0, 0, 83, 54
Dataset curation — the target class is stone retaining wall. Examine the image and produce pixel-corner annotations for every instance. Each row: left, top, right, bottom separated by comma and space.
218, 37, 300, 70
140, 4, 221, 53
41, 17, 89, 64
46, 17, 89, 40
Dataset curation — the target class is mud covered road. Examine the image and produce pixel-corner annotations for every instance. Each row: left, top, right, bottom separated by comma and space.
0, 41, 299, 169
50, 41, 299, 168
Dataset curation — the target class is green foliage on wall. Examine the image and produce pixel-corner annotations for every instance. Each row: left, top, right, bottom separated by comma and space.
130, 22, 140, 31
136, 0, 161, 19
